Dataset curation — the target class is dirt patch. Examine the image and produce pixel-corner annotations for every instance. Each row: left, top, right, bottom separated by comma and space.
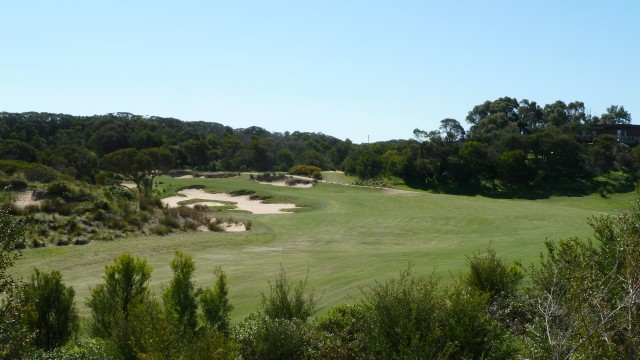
161, 189, 298, 214
14, 190, 44, 209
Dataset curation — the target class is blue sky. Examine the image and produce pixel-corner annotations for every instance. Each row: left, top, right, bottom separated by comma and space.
1, 1, 638, 143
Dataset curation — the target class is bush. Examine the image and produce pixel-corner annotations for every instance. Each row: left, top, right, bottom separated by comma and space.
289, 165, 322, 178
163, 252, 198, 335
313, 304, 371, 359
260, 266, 317, 322
200, 267, 233, 334
46, 181, 73, 199
360, 268, 449, 359
95, 171, 120, 186
23, 166, 60, 183
23, 269, 79, 351
182, 219, 199, 231
159, 215, 181, 229
103, 185, 134, 200
150, 225, 171, 236
41, 198, 72, 215
8, 175, 28, 190
86, 253, 159, 359
208, 222, 225, 232
234, 314, 313, 360
25, 338, 121, 360
0, 160, 64, 182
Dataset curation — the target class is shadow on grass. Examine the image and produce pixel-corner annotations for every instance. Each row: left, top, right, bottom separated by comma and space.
402, 174, 636, 200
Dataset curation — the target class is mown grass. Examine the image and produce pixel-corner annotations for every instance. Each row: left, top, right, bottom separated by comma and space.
11, 174, 637, 322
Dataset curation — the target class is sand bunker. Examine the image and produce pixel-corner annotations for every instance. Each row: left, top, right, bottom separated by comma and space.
161, 189, 298, 214
258, 180, 314, 188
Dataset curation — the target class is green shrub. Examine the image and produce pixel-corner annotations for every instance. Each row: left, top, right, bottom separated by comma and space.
92, 197, 111, 211
260, 266, 317, 322
94, 171, 120, 186
289, 165, 322, 178
26, 338, 121, 360
150, 225, 171, 236
360, 268, 450, 359
46, 182, 73, 199
8, 175, 28, 190
234, 314, 313, 360
313, 304, 371, 359
163, 252, 198, 335
200, 267, 233, 334
23, 166, 60, 183
159, 215, 180, 229
103, 185, 134, 200
208, 222, 225, 232
23, 269, 79, 351
0, 160, 65, 182
41, 198, 72, 215
86, 253, 159, 359
182, 219, 199, 231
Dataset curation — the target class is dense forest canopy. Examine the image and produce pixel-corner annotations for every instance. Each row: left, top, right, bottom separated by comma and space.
0, 98, 637, 195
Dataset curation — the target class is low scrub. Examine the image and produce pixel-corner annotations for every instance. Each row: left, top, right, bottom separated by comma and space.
289, 165, 322, 179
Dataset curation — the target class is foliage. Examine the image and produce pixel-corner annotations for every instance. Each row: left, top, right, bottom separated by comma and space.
200, 266, 233, 334
359, 267, 515, 359
102, 147, 174, 198
359, 268, 451, 358
524, 198, 640, 359
25, 338, 122, 360
23, 269, 79, 351
289, 164, 323, 179
260, 266, 317, 322
234, 314, 313, 360
86, 253, 158, 359
0, 160, 65, 183
163, 251, 198, 335
0, 209, 34, 359
313, 304, 372, 359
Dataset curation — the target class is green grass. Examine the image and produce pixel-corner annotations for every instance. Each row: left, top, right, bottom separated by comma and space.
11, 174, 637, 322
320, 171, 357, 184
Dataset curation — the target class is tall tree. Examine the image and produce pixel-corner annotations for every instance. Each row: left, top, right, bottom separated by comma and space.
439, 118, 466, 143
102, 147, 174, 198
599, 105, 632, 124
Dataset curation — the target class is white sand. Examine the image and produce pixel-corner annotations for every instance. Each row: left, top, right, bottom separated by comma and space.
161, 189, 298, 214
258, 180, 314, 188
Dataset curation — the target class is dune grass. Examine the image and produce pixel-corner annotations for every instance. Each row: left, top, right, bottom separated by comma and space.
11, 174, 636, 321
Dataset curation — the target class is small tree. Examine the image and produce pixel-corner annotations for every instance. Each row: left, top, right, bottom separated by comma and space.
87, 253, 158, 359
163, 251, 198, 335
200, 266, 233, 334
260, 266, 317, 322
23, 269, 79, 351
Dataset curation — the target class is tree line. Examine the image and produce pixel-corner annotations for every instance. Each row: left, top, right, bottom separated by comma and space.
0, 98, 637, 196
4, 196, 640, 359
342, 99, 639, 195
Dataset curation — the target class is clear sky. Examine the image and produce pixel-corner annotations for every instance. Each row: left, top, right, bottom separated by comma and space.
2, 1, 638, 143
